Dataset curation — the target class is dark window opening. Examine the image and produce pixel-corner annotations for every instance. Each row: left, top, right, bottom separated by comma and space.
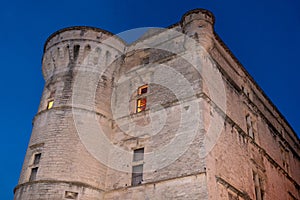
29, 167, 38, 181
83, 45, 91, 60
138, 85, 148, 95
133, 148, 144, 162
73, 45, 80, 60
132, 164, 143, 186
33, 153, 41, 165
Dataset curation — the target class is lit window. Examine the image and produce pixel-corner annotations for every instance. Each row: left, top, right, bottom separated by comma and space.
65, 191, 78, 199
136, 85, 148, 113
138, 85, 148, 95
29, 167, 38, 181
47, 100, 54, 109
137, 98, 147, 113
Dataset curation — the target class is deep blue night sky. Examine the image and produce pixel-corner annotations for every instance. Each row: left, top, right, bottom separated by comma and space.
1, 0, 299, 199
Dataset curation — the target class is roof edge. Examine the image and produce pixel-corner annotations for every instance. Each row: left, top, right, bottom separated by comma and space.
213, 32, 299, 141
43, 26, 127, 52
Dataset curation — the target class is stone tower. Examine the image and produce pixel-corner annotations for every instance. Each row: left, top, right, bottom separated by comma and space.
14, 27, 126, 199
15, 9, 300, 200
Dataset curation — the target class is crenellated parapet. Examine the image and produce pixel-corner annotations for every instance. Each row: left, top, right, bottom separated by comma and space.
38, 27, 126, 114
181, 8, 215, 51
15, 8, 300, 200
42, 26, 126, 81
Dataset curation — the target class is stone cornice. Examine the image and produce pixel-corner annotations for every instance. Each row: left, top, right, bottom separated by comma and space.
212, 33, 300, 143
14, 179, 105, 194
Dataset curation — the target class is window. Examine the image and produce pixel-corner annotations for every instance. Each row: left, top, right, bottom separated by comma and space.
47, 100, 54, 109
65, 191, 78, 199
246, 114, 255, 140
253, 172, 264, 200
137, 98, 147, 113
132, 148, 144, 186
133, 148, 144, 162
73, 45, 80, 60
138, 85, 148, 95
29, 167, 38, 181
280, 144, 290, 172
29, 153, 42, 181
136, 85, 148, 113
33, 153, 41, 165
132, 164, 143, 186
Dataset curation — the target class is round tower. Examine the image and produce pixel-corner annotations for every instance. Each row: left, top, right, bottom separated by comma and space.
181, 8, 215, 51
14, 27, 126, 199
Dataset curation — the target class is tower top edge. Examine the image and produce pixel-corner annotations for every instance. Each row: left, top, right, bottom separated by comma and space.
181, 8, 215, 25
43, 26, 127, 52
43, 9, 215, 52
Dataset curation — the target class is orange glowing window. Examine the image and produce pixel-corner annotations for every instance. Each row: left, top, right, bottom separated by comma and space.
47, 100, 54, 109
137, 98, 147, 113
138, 85, 148, 95
136, 85, 148, 113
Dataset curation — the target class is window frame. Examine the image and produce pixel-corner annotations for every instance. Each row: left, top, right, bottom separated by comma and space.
131, 147, 145, 186
29, 167, 38, 182
133, 148, 144, 162
253, 171, 264, 200
136, 85, 148, 113
136, 98, 147, 113
246, 114, 255, 140
131, 164, 143, 186
33, 153, 41, 165
138, 84, 148, 95
47, 99, 54, 109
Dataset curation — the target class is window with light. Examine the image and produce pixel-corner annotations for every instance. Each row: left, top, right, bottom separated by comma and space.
136, 85, 148, 113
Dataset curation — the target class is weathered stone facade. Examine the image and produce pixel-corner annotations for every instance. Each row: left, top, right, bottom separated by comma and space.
15, 9, 299, 200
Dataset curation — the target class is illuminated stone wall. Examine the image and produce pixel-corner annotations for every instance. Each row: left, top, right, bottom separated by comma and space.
14, 9, 299, 200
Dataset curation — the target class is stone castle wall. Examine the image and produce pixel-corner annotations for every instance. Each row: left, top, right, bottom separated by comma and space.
15, 9, 299, 200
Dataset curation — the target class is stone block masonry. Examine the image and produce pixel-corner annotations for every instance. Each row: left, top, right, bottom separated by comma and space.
15, 8, 299, 200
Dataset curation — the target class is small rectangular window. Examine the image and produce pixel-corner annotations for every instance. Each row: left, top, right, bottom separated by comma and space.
33, 153, 41, 165
47, 100, 54, 109
132, 164, 143, 186
137, 98, 147, 113
29, 167, 38, 181
136, 85, 148, 113
133, 148, 144, 162
246, 115, 255, 139
253, 172, 264, 200
65, 191, 79, 199
138, 85, 148, 95
73, 45, 80, 60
